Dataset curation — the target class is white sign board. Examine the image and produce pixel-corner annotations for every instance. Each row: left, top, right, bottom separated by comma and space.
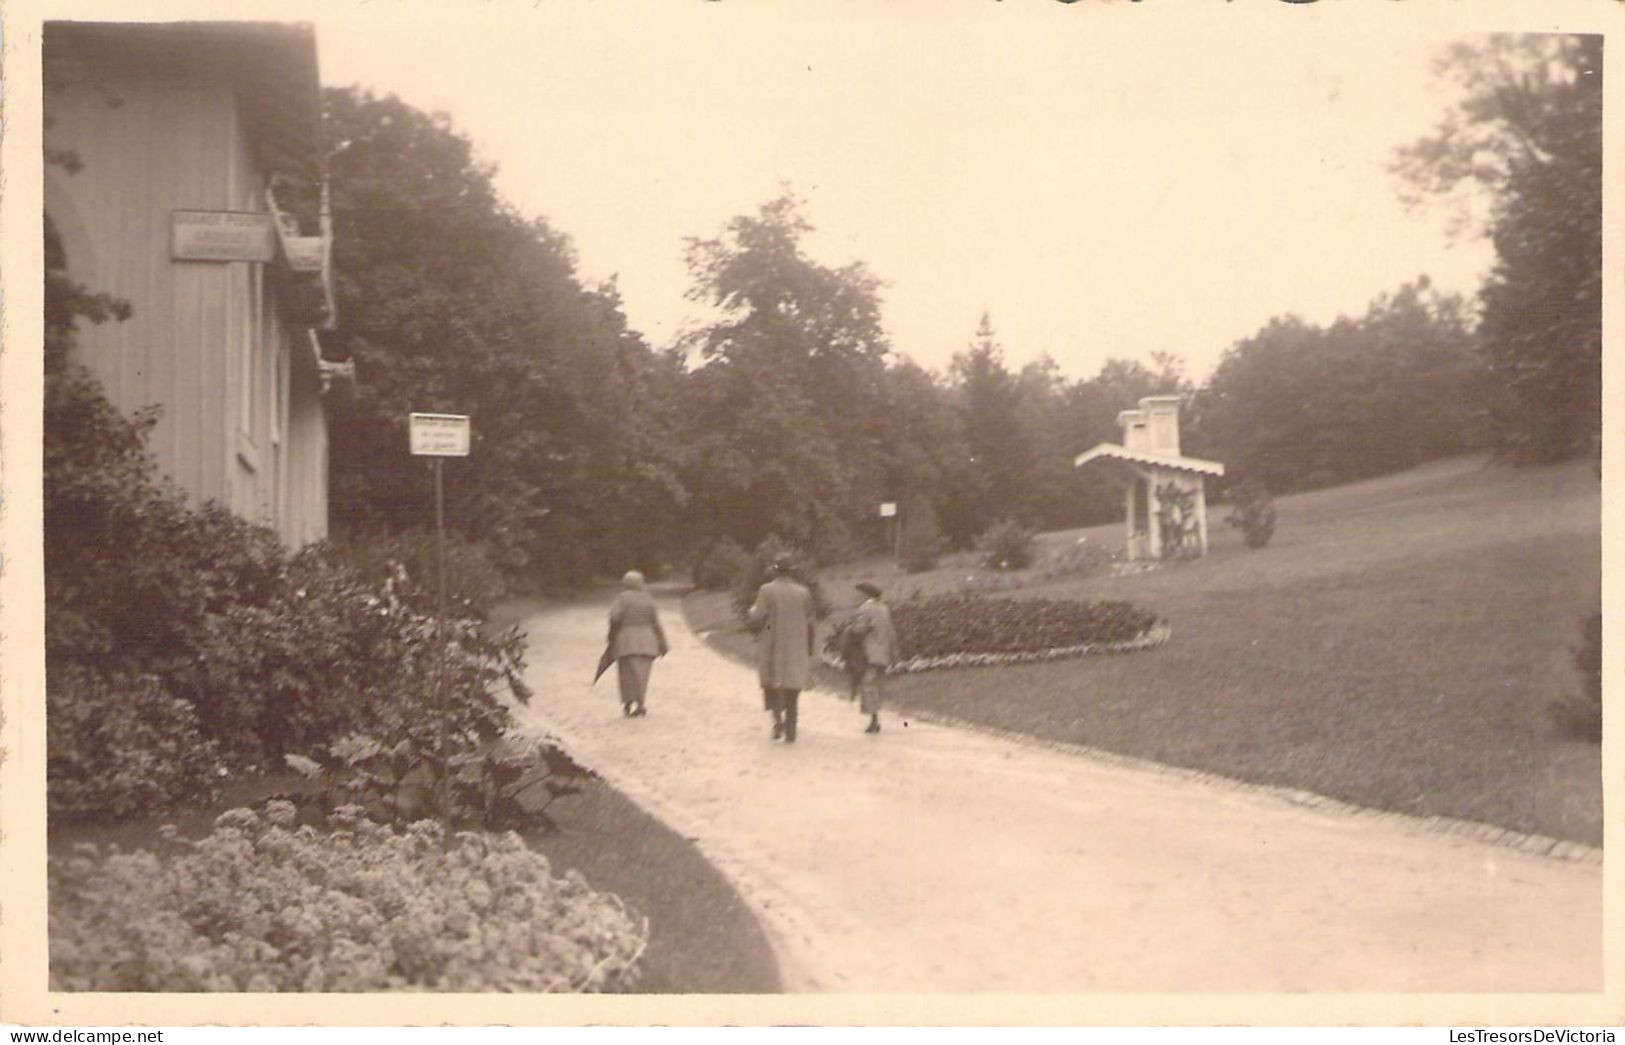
172, 210, 277, 262
409, 413, 471, 457
878, 502, 897, 518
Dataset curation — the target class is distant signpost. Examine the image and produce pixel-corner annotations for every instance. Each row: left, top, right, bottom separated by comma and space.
880, 502, 900, 563
410, 412, 471, 825
409, 412, 471, 457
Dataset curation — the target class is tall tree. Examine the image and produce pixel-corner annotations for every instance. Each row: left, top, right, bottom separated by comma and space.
323, 88, 685, 583
677, 191, 891, 559
1191, 279, 1484, 492
946, 314, 1035, 542
1395, 35, 1601, 462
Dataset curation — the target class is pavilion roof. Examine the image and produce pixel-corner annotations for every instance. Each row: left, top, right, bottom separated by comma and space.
1073, 443, 1225, 477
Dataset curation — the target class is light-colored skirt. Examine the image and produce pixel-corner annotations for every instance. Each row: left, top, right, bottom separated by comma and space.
618, 655, 654, 705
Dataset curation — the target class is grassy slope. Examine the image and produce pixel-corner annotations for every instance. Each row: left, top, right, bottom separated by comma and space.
689, 456, 1602, 844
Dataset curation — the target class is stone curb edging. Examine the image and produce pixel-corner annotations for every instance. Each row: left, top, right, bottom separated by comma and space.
869, 703, 1603, 868
820, 620, 1172, 676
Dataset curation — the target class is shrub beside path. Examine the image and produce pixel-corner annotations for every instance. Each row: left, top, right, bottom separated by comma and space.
511, 593, 1600, 993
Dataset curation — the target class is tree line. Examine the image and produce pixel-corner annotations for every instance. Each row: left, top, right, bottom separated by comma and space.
319, 35, 1599, 585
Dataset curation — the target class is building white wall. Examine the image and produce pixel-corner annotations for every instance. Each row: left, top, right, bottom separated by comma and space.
44, 71, 329, 546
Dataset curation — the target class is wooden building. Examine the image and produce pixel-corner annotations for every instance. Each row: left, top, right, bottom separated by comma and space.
1075, 396, 1224, 561
43, 21, 345, 548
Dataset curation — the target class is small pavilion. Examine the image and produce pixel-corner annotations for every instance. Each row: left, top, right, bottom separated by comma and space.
1074, 396, 1225, 561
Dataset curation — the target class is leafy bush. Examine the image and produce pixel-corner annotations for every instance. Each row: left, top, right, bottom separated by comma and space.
283, 731, 589, 832
730, 535, 829, 622
45, 334, 529, 810
892, 593, 1159, 660
1549, 612, 1601, 741
898, 497, 947, 574
692, 537, 751, 592
1225, 480, 1277, 549
50, 804, 647, 992
325, 530, 510, 619
182, 549, 528, 770
47, 665, 220, 820
975, 519, 1036, 571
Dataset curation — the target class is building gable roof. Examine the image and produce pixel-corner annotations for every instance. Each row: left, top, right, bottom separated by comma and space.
44, 21, 324, 181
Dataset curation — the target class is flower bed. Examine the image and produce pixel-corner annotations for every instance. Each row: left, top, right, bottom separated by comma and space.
885, 620, 1171, 674
49, 803, 647, 992
823, 593, 1165, 676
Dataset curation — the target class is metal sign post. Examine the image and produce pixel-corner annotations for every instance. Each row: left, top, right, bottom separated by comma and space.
879, 502, 899, 564
409, 413, 471, 827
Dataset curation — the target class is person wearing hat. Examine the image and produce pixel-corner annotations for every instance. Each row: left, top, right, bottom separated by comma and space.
847, 581, 900, 734
606, 570, 669, 717
747, 554, 817, 743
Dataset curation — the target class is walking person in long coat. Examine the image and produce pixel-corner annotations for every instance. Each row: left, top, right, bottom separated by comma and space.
848, 582, 900, 734
606, 570, 668, 717
747, 555, 817, 743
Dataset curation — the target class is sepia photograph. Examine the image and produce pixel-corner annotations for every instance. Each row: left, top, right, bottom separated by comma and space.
1, 0, 1619, 1029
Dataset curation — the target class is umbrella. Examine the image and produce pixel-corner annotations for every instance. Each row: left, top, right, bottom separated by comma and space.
592, 644, 616, 685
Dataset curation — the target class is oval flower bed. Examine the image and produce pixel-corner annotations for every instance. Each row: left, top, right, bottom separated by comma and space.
49, 803, 648, 992
830, 593, 1167, 675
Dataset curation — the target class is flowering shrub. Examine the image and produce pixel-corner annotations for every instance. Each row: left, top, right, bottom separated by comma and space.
50, 805, 648, 992
46, 665, 220, 819
185, 550, 528, 770
43, 215, 528, 818
975, 519, 1036, 571
1225, 479, 1277, 549
891, 593, 1159, 661
324, 530, 510, 619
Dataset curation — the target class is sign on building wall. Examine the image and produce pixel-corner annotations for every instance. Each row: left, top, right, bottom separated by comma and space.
171, 210, 277, 262
879, 502, 897, 518
409, 413, 472, 457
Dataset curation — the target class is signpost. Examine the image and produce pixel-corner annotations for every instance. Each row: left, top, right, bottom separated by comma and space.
410, 413, 471, 825
880, 502, 901, 564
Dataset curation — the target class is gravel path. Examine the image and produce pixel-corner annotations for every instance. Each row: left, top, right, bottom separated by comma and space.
511, 593, 1601, 993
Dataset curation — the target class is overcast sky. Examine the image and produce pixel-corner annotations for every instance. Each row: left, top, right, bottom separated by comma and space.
310, 4, 1497, 383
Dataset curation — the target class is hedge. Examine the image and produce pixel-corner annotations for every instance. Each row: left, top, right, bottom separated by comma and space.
833, 593, 1164, 675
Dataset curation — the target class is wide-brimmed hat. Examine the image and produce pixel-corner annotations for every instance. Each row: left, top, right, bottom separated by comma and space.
855, 582, 882, 598
770, 554, 796, 574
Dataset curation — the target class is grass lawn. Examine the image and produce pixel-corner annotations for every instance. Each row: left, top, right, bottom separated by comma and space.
49, 769, 782, 993
686, 455, 1602, 845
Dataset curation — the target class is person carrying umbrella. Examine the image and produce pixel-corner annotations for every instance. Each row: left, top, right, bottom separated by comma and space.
601, 570, 669, 717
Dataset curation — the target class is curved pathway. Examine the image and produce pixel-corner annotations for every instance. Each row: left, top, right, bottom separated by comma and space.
510, 592, 1600, 993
